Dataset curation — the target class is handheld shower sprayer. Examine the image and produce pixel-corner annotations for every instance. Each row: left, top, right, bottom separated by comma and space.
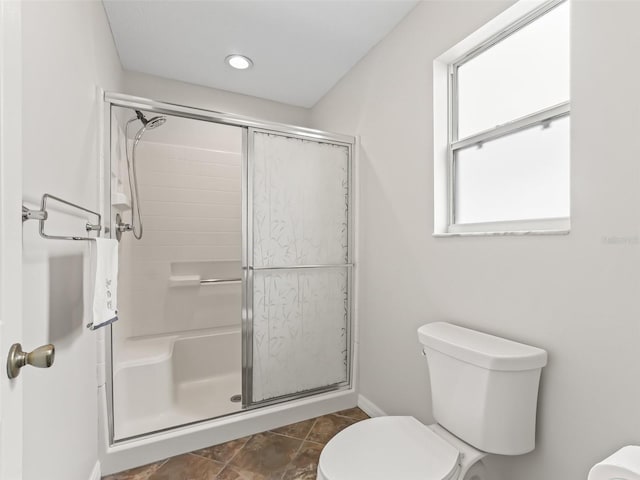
116, 110, 167, 241
135, 110, 167, 130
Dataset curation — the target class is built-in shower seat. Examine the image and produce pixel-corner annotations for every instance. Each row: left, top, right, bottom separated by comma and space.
115, 335, 177, 371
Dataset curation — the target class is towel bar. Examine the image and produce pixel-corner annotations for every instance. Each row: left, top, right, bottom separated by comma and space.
22, 193, 102, 241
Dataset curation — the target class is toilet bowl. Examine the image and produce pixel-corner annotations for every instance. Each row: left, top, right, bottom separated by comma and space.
317, 417, 486, 480
589, 446, 640, 480
317, 322, 548, 480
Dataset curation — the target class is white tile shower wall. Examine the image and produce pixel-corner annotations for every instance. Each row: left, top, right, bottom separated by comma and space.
311, 1, 640, 479
123, 140, 242, 338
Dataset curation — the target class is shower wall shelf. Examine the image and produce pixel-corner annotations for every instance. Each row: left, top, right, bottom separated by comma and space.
22, 193, 102, 241
111, 192, 131, 212
168, 275, 201, 288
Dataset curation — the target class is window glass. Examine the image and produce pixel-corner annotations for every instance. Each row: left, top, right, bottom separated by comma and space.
455, 116, 570, 224
457, 2, 570, 139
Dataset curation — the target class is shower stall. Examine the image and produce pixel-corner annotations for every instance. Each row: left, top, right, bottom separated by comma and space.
100, 92, 355, 470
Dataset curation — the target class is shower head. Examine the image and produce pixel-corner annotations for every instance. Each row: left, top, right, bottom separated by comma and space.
146, 116, 167, 129
135, 110, 167, 130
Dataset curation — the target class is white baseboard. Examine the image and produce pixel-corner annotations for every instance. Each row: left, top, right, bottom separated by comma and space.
88, 461, 100, 480
357, 394, 386, 417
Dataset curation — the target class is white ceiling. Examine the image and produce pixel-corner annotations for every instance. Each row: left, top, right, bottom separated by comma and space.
103, 0, 419, 108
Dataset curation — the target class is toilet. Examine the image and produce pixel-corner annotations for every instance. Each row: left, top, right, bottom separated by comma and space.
317, 322, 548, 480
589, 446, 640, 480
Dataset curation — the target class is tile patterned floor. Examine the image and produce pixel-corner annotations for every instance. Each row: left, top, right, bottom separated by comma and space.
103, 407, 369, 480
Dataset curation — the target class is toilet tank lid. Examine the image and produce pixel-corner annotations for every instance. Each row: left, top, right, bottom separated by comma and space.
418, 322, 548, 371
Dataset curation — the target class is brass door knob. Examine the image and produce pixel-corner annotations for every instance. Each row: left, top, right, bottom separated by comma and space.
6, 343, 55, 379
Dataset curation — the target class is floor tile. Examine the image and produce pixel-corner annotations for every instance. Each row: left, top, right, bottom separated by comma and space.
147, 454, 222, 480
306, 414, 355, 444
216, 464, 266, 480
332, 407, 369, 421
281, 441, 324, 480
228, 431, 302, 479
102, 460, 166, 480
191, 435, 251, 463
269, 418, 316, 440
102, 409, 364, 480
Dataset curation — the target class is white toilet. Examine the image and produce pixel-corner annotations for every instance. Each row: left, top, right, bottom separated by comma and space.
589, 446, 640, 480
317, 322, 548, 480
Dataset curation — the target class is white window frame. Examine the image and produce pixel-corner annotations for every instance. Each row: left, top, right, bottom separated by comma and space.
434, 0, 570, 236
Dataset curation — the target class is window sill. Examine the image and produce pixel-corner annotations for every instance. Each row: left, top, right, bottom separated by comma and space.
434, 218, 570, 237
433, 229, 570, 238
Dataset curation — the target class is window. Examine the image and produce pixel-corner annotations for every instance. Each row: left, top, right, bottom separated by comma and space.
438, 0, 570, 235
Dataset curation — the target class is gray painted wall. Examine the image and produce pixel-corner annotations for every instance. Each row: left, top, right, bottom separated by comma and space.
123, 71, 311, 127
21, 2, 123, 478
311, 1, 640, 479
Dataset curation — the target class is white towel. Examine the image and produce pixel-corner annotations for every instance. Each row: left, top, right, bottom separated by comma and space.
90, 238, 119, 330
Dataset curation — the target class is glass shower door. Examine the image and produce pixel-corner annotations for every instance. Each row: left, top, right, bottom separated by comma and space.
245, 129, 352, 405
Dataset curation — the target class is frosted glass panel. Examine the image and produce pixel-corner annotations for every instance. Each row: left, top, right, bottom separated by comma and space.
458, 2, 569, 138
249, 131, 351, 404
455, 115, 569, 224
251, 268, 348, 402
252, 132, 349, 266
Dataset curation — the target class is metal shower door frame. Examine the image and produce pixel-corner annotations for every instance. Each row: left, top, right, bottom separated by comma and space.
102, 92, 355, 444
243, 127, 354, 408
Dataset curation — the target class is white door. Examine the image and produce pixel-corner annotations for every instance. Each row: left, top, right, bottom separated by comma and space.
0, 1, 24, 479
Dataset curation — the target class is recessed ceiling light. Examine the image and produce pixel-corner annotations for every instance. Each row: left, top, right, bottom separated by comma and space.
225, 54, 253, 70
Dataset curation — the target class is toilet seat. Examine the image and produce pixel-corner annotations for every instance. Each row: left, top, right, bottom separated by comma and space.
317, 416, 461, 480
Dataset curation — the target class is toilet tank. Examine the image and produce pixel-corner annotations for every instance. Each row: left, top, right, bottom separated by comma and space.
418, 322, 547, 456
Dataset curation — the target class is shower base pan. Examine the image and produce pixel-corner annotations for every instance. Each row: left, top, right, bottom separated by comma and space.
113, 329, 242, 440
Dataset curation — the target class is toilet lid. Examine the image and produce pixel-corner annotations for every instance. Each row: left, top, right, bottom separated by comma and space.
318, 416, 460, 480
